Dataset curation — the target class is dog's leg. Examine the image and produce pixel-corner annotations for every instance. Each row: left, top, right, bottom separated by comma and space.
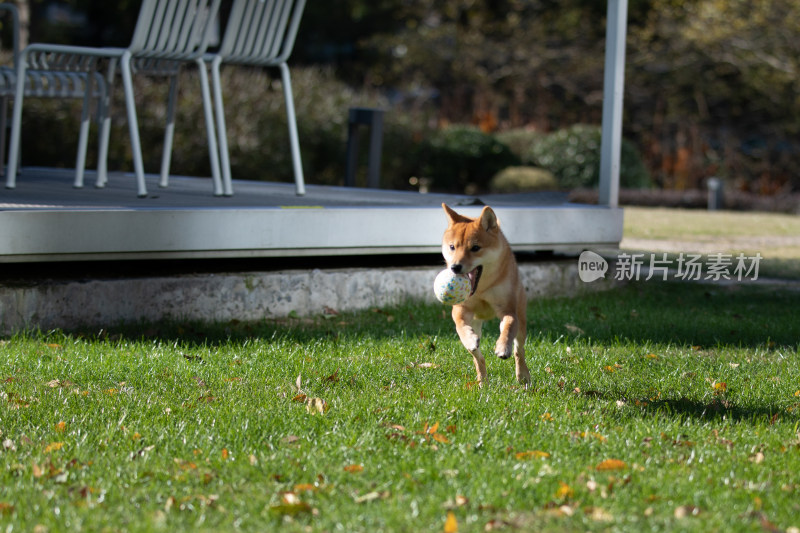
513, 314, 531, 386
511, 293, 530, 385
452, 306, 486, 384
495, 313, 518, 360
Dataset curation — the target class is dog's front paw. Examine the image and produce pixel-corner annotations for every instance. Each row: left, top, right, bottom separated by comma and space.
516, 367, 531, 386
462, 336, 480, 353
495, 340, 513, 360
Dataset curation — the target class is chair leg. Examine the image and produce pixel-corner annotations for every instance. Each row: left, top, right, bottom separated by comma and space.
0, 96, 8, 177
211, 57, 233, 196
6, 52, 27, 188
95, 62, 115, 189
196, 58, 223, 196
73, 78, 93, 189
279, 62, 305, 196
120, 51, 148, 198
159, 74, 178, 188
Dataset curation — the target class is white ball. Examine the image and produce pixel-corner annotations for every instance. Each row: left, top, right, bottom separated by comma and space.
433, 268, 471, 305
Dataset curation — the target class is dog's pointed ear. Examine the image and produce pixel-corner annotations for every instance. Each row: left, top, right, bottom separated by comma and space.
442, 203, 470, 225
479, 206, 499, 231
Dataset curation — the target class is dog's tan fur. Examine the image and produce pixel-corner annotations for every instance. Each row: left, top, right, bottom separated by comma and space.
441, 204, 530, 385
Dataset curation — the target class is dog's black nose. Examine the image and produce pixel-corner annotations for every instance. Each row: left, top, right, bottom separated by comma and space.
450, 264, 463, 274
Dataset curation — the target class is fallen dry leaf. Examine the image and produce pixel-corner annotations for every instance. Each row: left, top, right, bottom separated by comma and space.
555, 481, 574, 500
543, 503, 575, 517
444, 510, 458, 533
431, 433, 450, 444
129, 445, 155, 461
354, 491, 389, 504
485, 519, 514, 531
565, 323, 585, 335
305, 397, 329, 415
270, 492, 314, 516
595, 459, 627, 471
674, 505, 700, 518
343, 464, 364, 474
43, 442, 64, 454
515, 450, 550, 460
46, 379, 70, 388
585, 506, 613, 522
573, 431, 607, 442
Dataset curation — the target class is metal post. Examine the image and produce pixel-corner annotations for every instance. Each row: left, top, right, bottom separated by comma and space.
345, 107, 384, 188
707, 177, 723, 210
598, 0, 628, 208
367, 110, 384, 189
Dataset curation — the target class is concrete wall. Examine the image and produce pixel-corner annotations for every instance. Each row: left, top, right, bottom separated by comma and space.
0, 261, 616, 334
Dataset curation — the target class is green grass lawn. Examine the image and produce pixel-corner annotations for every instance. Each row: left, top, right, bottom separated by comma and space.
2, 281, 799, 532
621, 206, 800, 279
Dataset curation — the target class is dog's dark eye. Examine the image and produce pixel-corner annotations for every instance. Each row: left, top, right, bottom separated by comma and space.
449, 244, 455, 251
471, 245, 481, 252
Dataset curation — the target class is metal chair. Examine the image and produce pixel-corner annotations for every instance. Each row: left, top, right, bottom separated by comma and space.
202, 0, 307, 196
5, 0, 223, 197
0, 3, 106, 186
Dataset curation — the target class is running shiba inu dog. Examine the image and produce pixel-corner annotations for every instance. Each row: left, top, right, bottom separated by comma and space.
441, 204, 530, 386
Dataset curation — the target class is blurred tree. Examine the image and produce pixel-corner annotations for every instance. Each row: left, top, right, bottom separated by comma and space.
626, 0, 800, 190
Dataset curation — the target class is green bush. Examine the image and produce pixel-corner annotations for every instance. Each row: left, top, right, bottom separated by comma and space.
527, 124, 651, 189
490, 166, 559, 193
419, 125, 520, 193
495, 128, 545, 160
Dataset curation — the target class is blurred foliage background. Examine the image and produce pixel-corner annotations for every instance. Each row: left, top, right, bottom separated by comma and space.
3, 0, 799, 196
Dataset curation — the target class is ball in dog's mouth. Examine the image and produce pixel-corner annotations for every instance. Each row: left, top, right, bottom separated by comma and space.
467, 266, 483, 295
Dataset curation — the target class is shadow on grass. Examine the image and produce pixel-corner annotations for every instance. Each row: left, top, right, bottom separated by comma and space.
530, 280, 800, 350
574, 386, 794, 423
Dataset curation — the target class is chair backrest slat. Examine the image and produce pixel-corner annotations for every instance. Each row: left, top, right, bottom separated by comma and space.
250, 0, 278, 58
150, 1, 174, 51
218, 0, 306, 66
237, 0, 266, 58
130, 0, 221, 59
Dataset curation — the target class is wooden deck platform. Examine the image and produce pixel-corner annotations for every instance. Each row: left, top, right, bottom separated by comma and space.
0, 167, 623, 263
